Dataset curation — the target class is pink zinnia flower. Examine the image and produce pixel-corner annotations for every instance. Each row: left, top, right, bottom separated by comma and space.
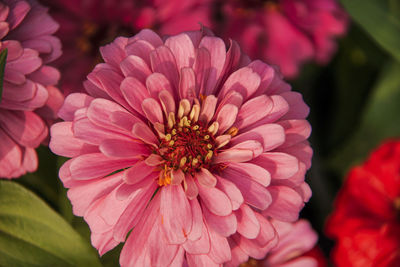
219, 0, 348, 78
0, 0, 62, 179
41, 0, 212, 95
50, 28, 312, 266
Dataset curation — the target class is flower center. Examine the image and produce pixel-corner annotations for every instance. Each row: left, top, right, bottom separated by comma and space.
158, 118, 216, 176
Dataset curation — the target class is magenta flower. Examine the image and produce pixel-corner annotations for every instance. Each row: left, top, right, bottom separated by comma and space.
50, 28, 312, 266
41, 0, 212, 95
0, 0, 62, 179
220, 0, 348, 78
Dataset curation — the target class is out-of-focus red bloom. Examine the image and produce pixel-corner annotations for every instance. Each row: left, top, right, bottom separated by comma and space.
326, 140, 400, 267
42, 0, 212, 95
218, 0, 348, 78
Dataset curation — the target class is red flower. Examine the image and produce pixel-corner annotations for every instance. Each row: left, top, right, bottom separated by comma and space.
326, 140, 400, 267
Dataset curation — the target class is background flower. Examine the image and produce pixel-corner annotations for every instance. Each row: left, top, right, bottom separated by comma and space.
216, 0, 348, 78
50, 28, 312, 266
326, 140, 400, 267
0, 0, 62, 179
41, 0, 212, 95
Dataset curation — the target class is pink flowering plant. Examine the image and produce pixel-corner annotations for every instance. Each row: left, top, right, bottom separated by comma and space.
49, 28, 312, 266
0, 0, 399, 266
0, 0, 62, 179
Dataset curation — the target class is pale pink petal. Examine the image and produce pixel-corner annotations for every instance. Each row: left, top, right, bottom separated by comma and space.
219, 67, 261, 100
216, 176, 244, 210
187, 198, 202, 241
223, 162, 271, 187
99, 139, 150, 158
197, 181, 232, 216
215, 104, 238, 134
124, 161, 156, 185
207, 224, 232, 264
195, 168, 217, 188
221, 170, 272, 210
184, 173, 199, 199
120, 76, 150, 115
203, 204, 237, 237
277, 141, 313, 169
236, 204, 261, 239
280, 92, 310, 120
263, 186, 304, 222
199, 95, 217, 124
131, 123, 158, 146
141, 98, 164, 124
146, 72, 174, 99
160, 184, 192, 244
199, 36, 226, 95
125, 39, 155, 67
183, 219, 210, 254
50, 122, 98, 157
58, 93, 94, 121
251, 152, 299, 180
193, 47, 210, 97
231, 123, 285, 152
179, 67, 197, 100
69, 153, 137, 180
278, 120, 312, 148
150, 45, 179, 90
165, 33, 195, 70
120, 55, 152, 83
100, 36, 128, 69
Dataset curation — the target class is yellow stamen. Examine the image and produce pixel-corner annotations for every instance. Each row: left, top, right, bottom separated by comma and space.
227, 126, 239, 137
165, 134, 172, 141
179, 157, 187, 168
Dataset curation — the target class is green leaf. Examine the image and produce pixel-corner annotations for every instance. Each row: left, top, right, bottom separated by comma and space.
0, 181, 102, 267
329, 60, 400, 174
0, 48, 7, 103
341, 0, 400, 61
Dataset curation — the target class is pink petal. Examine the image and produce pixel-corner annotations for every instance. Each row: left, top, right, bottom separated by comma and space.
171, 169, 185, 185
99, 139, 150, 158
69, 153, 137, 180
223, 162, 271, 187
234, 95, 273, 129
187, 198, 202, 241
199, 95, 217, 124
215, 104, 238, 134
159, 90, 176, 116
179, 67, 197, 100
21, 147, 37, 173
216, 176, 244, 210
129, 29, 163, 48
100, 36, 128, 69
203, 205, 237, 237
236, 204, 260, 239
6, 48, 41, 74
251, 152, 299, 180
146, 72, 174, 99
165, 33, 195, 70
124, 160, 156, 185
91, 230, 119, 256
207, 224, 232, 264
263, 186, 304, 222
198, 36, 226, 95
195, 168, 217, 188
119, 194, 179, 267
186, 254, 218, 267
0, 110, 47, 147
278, 120, 311, 148
231, 123, 285, 152
131, 123, 158, 146
150, 45, 179, 90
120, 55, 152, 83
193, 47, 210, 97
221, 170, 272, 210
58, 93, 94, 121
125, 39, 155, 67
50, 122, 98, 157
160, 185, 192, 244
184, 173, 198, 199
277, 141, 313, 169
120, 76, 150, 115
280, 92, 310, 120
28, 66, 60, 86
67, 171, 123, 216
219, 67, 261, 100
183, 219, 210, 254
248, 60, 276, 97
197, 181, 232, 216
0, 129, 22, 178
113, 180, 158, 241
141, 98, 163, 124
